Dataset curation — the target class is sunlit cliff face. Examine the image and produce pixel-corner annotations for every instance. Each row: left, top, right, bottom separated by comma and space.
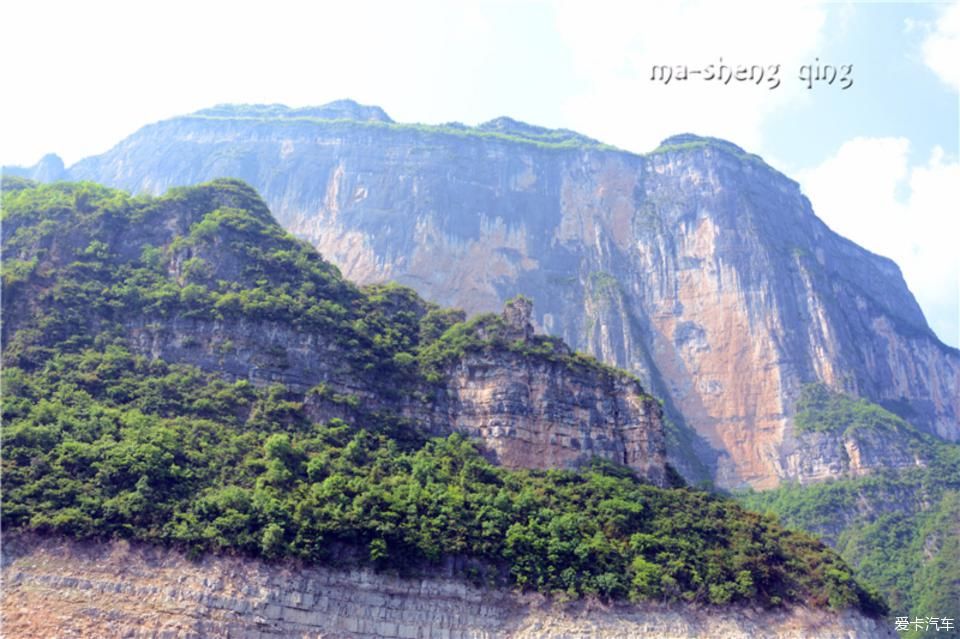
280, 134, 957, 489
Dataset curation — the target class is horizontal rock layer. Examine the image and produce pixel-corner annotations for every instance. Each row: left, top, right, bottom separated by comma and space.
1, 535, 894, 639
123, 313, 665, 483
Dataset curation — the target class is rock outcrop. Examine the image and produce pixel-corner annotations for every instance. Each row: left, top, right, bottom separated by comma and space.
780, 427, 926, 484
2, 152, 66, 182
1, 535, 895, 639
438, 339, 664, 482
47, 102, 958, 489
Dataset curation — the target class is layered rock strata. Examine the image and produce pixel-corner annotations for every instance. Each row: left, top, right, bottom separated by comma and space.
1, 535, 895, 639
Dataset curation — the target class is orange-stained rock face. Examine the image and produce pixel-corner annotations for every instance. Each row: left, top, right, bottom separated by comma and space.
624, 147, 958, 487
66, 111, 960, 489
534, 141, 958, 488
399, 300, 666, 484
440, 350, 665, 483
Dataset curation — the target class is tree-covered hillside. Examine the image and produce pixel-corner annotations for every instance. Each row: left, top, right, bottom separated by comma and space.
1, 177, 884, 614
739, 387, 960, 636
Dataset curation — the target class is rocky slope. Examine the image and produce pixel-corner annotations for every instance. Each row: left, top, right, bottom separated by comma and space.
1, 535, 895, 639
35, 100, 957, 489
119, 301, 665, 481
433, 321, 665, 479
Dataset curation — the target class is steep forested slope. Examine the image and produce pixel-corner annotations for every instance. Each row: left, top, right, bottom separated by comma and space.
1, 177, 883, 615
739, 386, 960, 636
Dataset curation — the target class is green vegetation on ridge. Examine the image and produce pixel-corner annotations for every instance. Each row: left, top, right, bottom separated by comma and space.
794, 383, 922, 438
1, 346, 885, 611
177, 113, 620, 152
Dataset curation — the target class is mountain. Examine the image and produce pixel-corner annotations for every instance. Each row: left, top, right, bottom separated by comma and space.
3, 152, 67, 182
0, 178, 889, 637
26, 100, 957, 491
11, 102, 957, 629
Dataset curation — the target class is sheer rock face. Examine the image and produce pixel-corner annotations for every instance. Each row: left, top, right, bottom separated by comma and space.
780, 428, 926, 485
1, 535, 894, 639
62, 103, 960, 488
437, 349, 665, 483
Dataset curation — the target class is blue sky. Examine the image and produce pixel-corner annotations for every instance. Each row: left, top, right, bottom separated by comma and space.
2, 0, 958, 346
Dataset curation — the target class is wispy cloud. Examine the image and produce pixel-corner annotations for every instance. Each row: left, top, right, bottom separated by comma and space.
922, 1, 960, 91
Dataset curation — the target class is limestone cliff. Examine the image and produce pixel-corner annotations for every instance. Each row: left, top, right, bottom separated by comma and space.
1, 535, 895, 639
437, 348, 664, 481
52, 102, 959, 489
0, 159, 896, 635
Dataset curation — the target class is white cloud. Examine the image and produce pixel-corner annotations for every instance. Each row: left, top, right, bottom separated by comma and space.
0, 0, 510, 166
922, 1, 960, 91
553, 0, 829, 153
796, 138, 960, 347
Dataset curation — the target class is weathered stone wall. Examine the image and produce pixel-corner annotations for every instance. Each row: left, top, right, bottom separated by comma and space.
1, 535, 895, 639
780, 427, 926, 485
439, 350, 665, 483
